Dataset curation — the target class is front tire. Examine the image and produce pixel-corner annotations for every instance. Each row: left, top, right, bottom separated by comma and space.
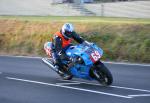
93, 62, 113, 86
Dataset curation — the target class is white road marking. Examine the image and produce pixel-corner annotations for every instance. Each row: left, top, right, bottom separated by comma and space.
1, 55, 150, 67
0, 55, 41, 59
6, 77, 132, 99
59, 79, 150, 93
128, 94, 150, 97
56, 82, 81, 85
111, 86, 150, 93
103, 61, 150, 67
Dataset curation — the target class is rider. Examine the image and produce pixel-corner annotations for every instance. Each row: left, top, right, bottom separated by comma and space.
52, 23, 85, 74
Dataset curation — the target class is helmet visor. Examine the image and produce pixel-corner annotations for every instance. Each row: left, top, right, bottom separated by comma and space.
65, 31, 72, 38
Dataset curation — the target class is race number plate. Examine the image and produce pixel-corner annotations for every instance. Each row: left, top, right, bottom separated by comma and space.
45, 48, 52, 57
90, 51, 101, 63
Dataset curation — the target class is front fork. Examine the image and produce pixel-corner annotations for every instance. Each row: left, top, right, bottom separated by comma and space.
90, 60, 103, 79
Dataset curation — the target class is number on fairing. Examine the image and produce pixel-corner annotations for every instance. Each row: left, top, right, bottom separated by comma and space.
91, 51, 101, 61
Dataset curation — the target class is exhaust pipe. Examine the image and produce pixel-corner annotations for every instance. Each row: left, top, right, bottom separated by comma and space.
42, 58, 58, 72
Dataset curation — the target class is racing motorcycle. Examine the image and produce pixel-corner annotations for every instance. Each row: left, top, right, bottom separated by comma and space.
42, 41, 113, 86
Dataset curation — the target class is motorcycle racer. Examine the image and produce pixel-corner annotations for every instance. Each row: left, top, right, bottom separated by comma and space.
51, 23, 85, 74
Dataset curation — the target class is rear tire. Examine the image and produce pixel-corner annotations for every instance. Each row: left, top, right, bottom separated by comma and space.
60, 74, 73, 80
93, 62, 113, 86
59, 67, 73, 80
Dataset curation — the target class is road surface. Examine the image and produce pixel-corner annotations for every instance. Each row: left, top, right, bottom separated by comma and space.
0, 56, 150, 103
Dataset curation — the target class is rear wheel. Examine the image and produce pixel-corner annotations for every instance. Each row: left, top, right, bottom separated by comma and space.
60, 74, 73, 80
93, 62, 113, 86
59, 66, 73, 80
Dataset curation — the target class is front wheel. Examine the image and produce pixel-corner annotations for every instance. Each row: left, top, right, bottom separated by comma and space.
93, 62, 113, 86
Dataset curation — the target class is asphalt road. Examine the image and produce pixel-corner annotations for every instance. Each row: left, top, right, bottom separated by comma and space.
0, 56, 150, 103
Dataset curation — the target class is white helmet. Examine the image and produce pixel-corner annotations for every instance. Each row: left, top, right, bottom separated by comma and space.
61, 23, 74, 39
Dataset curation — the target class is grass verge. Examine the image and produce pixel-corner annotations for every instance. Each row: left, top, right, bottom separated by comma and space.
0, 16, 150, 63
